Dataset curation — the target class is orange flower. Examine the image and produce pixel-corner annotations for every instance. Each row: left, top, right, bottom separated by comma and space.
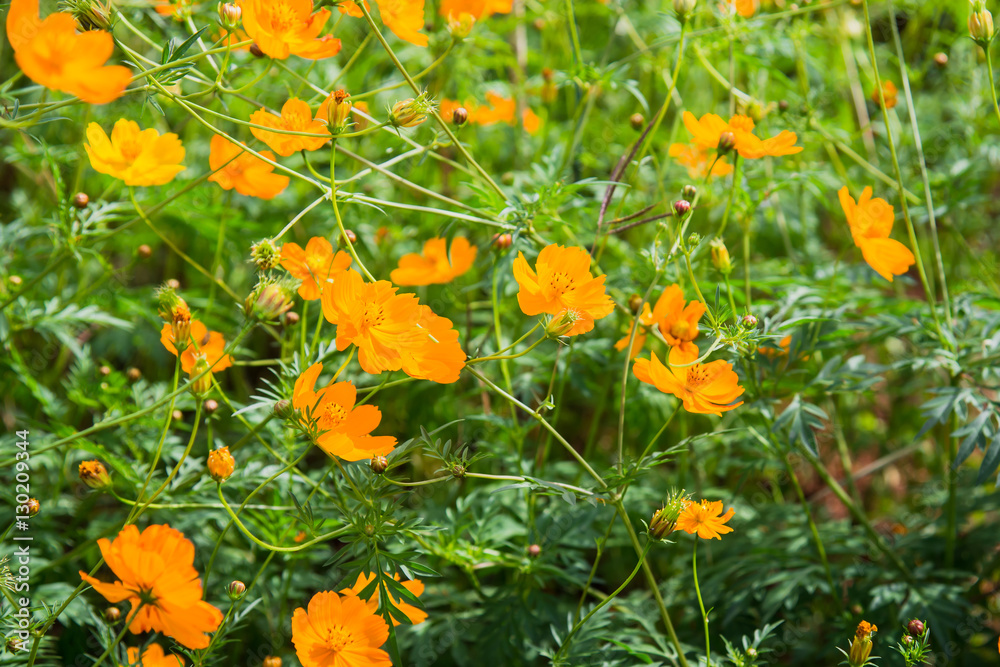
838, 186, 915, 282
614, 285, 704, 358
79, 525, 223, 649
677, 499, 735, 539
474, 91, 515, 125
512, 244, 615, 337
439, 0, 511, 20
250, 98, 331, 157
522, 107, 542, 134
725, 0, 757, 18
321, 270, 465, 382
292, 362, 396, 460
160, 319, 233, 375
438, 98, 464, 123
292, 591, 391, 667
126, 644, 185, 667
668, 142, 734, 179
390, 236, 477, 286
872, 80, 898, 109
85, 120, 185, 186
633, 347, 744, 416
279, 237, 352, 300
6, 0, 130, 104
758, 334, 791, 358
341, 572, 427, 626
237, 0, 341, 59
207, 135, 289, 200
374, 0, 428, 46
682, 111, 802, 160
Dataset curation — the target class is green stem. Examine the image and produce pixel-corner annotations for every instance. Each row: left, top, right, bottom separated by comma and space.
692, 540, 711, 666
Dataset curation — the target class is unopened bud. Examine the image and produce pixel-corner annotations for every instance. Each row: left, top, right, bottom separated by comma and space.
710, 238, 732, 274
717, 131, 736, 154
672, 0, 697, 22
104, 607, 121, 623
204, 399, 219, 414
246, 282, 294, 321
528, 544, 541, 557
630, 113, 645, 130
447, 11, 475, 39
687, 232, 701, 247
249, 43, 264, 57
207, 446, 235, 482
99, 365, 111, 376
283, 311, 300, 326
79, 460, 112, 490
137, 244, 152, 259
649, 489, 687, 540
189, 357, 213, 397
250, 238, 281, 271
492, 233, 512, 250
451, 463, 466, 478
742, 314, 758, 329
682, 184, 697, 201
323, 89, 352, 131
73, 192, 89, 209
217, 2, 241, 27
9, 275, 22, 287
126, 367, 141, 382
628, 293, 643, 314
25, 498, 40, 517
673, 199, 691, 216
934, 52, 948, 67
370, 455, 388, 474
970, 7, 994, 44
390, 98, 427, 128
452, 107, 469, 126
340, 229, 357, 246
274, 399, 295, 419
172, 409, 184, 422
545, 309, 582, 338
906, 619, 925, 636
227, 580, 247, 600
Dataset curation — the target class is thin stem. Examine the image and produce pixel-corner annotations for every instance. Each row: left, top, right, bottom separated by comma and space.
692, 540, 711, 666
90, 602, 145, 667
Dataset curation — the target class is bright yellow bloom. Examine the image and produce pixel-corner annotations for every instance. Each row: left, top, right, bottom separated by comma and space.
683, 111, 802, 160
376, 0, 428, 46
633, 347, 744, 416
291, 591, 391, 667
341, 572, 427, 626
208, 135, 289, 200
6, 0, 130, 104
207, 446, 236, 482
280, 237, 353, 300
250, 98, 331, 157
237, 0, 342, 59
838, 186, 915, 282
79, 525, 223, 649
390, 237, 477, 286
513, 244, 614, 337
677, 499, 735, 540
85, 120, 185, 186
615, 285, 704, 359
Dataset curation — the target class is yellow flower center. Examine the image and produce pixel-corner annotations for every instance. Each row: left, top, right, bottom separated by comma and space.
305, 254, 327, 279
268, 0, 301, 34
669, 320, 690, 340
547, 270, 573, 295
361, 303, 386, 329
117, 137, 144, 164
326, 625, 354, 652
684, 364, 711, 392
319, 403, 347, 429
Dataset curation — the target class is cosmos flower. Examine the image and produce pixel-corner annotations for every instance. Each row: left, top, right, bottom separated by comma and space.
291, 591, 391, 667
633, 347, 744, 416
85, 120, 185, 186
390, 236, 477, 286
279, 237, 353, 300
237, 0, 342, 59
207, 135, 289, 200
838, 186, 915, 282
677, 499, 736, 540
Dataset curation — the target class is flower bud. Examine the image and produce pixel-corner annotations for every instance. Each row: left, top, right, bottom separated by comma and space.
127, 367, 141, 382
156, 284, 187, 321
370, 455, 388, 474
250, 238, 281, 272
73, 192, 90, 208
189, 357, 214, 397
934, 52, 948, 67
204, 399, 219, 415
246, 282, 294, 321
452, 107, 469, 126
447, 11, 475, 40
137, 244, 152, 259
249, 43, 265, 57
273, 399, 295, 419
208, 446, 236, 483
340, 229, 358, 246
673, 199, 691, 216
262, 657, 282, 667
172, 409, 184, 422
172, 308, 192, 353
682, 184, 697, 201
970, 6, 994, 44
906, 619, 925, 636
848, 621, 877, 667
390, 98, 427, 128
104, 607, 121, 623
79, 460, 112, 490
25, 498, 40, 517
323, 89, 352, 131
673, 0, 696, 22
283, 311, 300, 326
6, 638, 22, 653
717, 131, 736, 154
227, 580, 247, 600
545, 309, 582, 338
540, 67, 558, 104
528, 544, 541, 557
630, 113, 645, 130
649, 489, 688, 540
492, 233, 512, 250
9, 275, 22, 287
217, 1, 241, 27
710, 238, 732, 274
63, 0, 114, 31
687, 232, 701, 247
628, 293, 643, 314
741, 314, 758, 329
451, 463, 467, 478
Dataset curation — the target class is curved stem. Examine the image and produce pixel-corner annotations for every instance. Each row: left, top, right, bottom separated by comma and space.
692, 540, 711, 666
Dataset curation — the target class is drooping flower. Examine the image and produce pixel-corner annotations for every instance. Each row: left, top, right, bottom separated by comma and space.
291, 591, 392, 667
292, 363, 396, 461
207, 135, 289, 200
438, 0, 511, 20
279, 237, 352, 300
512, 244, 615, 337
676, 499, 735, 540
6, 0, 131, 104
682, 111, 802, 160
838, 186, 915, 282
125, 643, 185, 667
160, 320, 233, 375
390, 236, 477, 286
341, 572, 427, 626
668, 142, 734, 179
250, 98, 331, 157
85, 120, 185, 186
78, 525, 223, 649
633, 347, 744, 416
237, 0, 342, 59
321, 270, 466, 382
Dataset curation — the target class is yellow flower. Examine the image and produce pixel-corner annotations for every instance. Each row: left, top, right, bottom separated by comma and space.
676, 499, 735, 540
85, 120, 185, 186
